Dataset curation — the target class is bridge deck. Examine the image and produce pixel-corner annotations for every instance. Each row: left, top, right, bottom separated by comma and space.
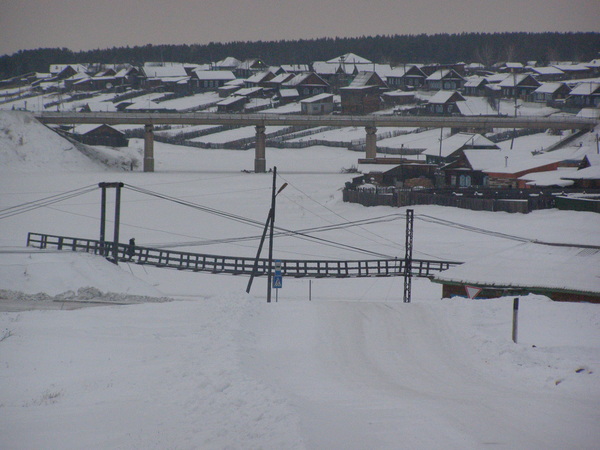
34, 111, 598, 130
27, 232, 461, 278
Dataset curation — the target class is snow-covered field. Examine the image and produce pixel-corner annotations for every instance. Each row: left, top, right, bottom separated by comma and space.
0, 111, 599, 449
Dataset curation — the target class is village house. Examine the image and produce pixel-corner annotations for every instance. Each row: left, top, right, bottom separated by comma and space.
552, 63, 595, 80
140, 64, 191, 94
398, 65, 427, 89
216, 95, 248, 112
532, 82, 571, 103
73, 124, 128, 147
235, 59, 268, 78
462, 77, 489, 96
424, 68, 465, 91
213, 57, 242, 72
281, 72, 330, 98
567, 82, 600, 107
498, 73, 540, 100
381, 90, 415, 108
422, 132, 498, 166
339, 71, 388, 115
244, 70, 276, 88
426, 90, 465, 115
192, 70, 236, 91
300, 93, 335, 115
526, 66, 565, 82
560, 154, 600, 188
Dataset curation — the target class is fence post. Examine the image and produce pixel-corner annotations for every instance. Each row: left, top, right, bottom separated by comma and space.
512, 297, 519, 343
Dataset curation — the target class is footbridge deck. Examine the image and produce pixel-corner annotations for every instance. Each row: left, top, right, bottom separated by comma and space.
27, 232, 461, 278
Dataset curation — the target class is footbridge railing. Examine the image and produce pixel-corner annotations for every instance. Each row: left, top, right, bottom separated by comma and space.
27, 232, 461, 278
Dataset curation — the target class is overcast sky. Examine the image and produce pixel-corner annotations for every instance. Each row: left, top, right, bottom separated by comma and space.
2, 0, 599, 57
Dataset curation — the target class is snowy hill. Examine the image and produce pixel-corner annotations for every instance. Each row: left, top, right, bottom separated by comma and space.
0, 111, 599, 449
0, 111, 139, 172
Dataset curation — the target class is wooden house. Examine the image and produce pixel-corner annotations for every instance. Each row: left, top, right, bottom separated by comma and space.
74, 124, 128, 147
192, 70, 236, 91
216, 95, 248, 112
567, 82, 600, 107
462, 77, 489, 96
425, 69, 465, 91
426, 90, 465, 115
235, 59, 268, 78
560, 154, 600, 188
498, 74, 540, 100
244, 71, 276, 88
282, 72, 330, 98
532, 82, 571, 103
339, 71, 387, 114
214, 57, 242, 71
300, 93, 334, 115
422, 132, 498, 166
400, 65, 427, 89
527, 66, 565, 82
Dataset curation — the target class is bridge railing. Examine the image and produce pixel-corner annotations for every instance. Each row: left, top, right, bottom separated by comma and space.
26, 232, 461, 278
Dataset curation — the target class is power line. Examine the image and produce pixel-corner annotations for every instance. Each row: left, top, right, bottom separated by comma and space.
0, 185, 98, 220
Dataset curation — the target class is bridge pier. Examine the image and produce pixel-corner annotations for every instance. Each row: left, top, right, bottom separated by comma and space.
365, 126, 377, 160
255, 125, 266, 173
144, 124, 155, 172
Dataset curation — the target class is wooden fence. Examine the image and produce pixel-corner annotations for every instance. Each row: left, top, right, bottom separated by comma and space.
342, 187, 593, 213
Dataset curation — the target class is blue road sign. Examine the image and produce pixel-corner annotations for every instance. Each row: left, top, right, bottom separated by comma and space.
273, 274, 282, 289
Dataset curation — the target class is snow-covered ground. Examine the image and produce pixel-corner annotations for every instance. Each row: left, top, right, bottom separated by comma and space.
0, 110, 599, 449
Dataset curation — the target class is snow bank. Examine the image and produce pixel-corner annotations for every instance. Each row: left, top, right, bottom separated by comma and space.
0, 111, 139, 172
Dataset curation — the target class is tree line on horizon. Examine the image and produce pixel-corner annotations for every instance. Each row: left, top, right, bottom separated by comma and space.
1, 32, 599, 79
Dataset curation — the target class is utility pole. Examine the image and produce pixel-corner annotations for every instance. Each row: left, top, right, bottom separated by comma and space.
98, 182, 124, 265
403, 209, 414, 303
267, 167, 277, 303
246, 167, 287, 303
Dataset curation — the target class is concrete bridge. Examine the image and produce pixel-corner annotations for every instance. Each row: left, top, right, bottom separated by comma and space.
35, 111, 598, 173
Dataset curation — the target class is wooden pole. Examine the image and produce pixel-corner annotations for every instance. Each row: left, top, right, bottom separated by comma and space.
512, 297, 519, 343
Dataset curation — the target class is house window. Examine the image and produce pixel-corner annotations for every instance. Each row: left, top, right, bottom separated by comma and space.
451, 175, 457, 185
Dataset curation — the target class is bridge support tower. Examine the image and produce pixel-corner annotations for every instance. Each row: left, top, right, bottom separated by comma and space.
144, 124, 155, 172
255, 125, 266, 173
365, 126, 377, 160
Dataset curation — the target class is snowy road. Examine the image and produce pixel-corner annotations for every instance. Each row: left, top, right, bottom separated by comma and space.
241, 300, 599, 449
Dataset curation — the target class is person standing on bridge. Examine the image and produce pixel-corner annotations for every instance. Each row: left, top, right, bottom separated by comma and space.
127, 238, 136, 260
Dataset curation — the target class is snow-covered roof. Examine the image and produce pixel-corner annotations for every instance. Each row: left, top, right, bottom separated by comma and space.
348, 71, 379, 88
193, 70, 236, 81
217, 96, 247, 106
423, 133, 496, 157
215, 57, 241, 68
426, 69, 462, 81
142, 65, 188, 78
234, 87, 262, 97
569, 82, 600, 96
534, 82, 569, 94
519, 168, 576, 187
300, 93, 334, 104
246, 71, 271, 83
279, 88, 299, 98
463, 77, 487, 88
428, 90, 464, 104
269, 73, 295, 84
433, 242, 600, 296
561, 165, 600, 181
552, 63, 591, 72
327, 53, 371, 65
529, 66, 564, 76
498, 74, 532, 87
